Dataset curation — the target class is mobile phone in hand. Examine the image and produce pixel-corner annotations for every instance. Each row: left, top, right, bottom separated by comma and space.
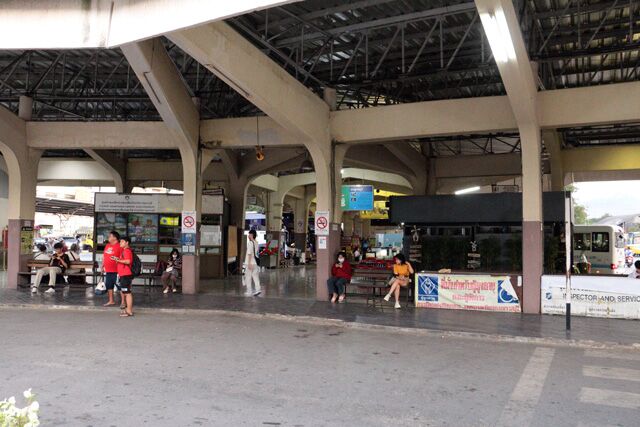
110, 256, 118, 261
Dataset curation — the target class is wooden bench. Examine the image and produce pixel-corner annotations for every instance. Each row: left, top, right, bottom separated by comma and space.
346, 267, 414, 306
20, 259, 97, 287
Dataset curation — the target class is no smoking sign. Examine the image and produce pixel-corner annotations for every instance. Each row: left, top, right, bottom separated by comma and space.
314, 211, 330, 236
181, 210, 197, 233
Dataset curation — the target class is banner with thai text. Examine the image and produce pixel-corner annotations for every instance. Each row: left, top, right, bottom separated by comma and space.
415, 273, 521, 312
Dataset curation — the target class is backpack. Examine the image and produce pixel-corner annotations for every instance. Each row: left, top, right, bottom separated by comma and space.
130, 249, 142, 277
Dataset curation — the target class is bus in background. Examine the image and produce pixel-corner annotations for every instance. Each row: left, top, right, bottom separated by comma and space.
573, 225, 626, 274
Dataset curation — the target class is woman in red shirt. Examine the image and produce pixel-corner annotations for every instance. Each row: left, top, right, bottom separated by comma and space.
327, 251, 352, 303
113, 236, 134, 317
102, 230, 122, 307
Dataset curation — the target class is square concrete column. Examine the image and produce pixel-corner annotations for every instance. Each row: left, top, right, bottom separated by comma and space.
521, 127, 544, 313
315, 224, 341, 301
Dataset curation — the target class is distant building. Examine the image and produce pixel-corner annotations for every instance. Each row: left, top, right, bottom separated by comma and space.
594, 214, 640, 232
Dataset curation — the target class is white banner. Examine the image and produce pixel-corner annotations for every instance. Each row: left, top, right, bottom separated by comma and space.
542, 275, 640, 319
95, 194, 158, 213
415, 273, 521, 312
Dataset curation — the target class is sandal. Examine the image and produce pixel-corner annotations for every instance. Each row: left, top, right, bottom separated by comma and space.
119, 312, 134, 317
103, 302, 115, 307
338, 295, 346, 303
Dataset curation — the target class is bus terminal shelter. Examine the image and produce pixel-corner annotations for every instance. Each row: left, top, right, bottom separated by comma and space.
1, 0, 640, 314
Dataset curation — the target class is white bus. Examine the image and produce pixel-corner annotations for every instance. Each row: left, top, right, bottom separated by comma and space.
573, 225, 626, 274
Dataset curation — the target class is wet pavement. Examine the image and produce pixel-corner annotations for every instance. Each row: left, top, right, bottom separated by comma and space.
1, 267, 639, 347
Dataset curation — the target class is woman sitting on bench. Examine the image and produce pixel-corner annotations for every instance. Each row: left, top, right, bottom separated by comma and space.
384, 253, 414, 309
161, 248, 182, 294
327, 251, 352, 303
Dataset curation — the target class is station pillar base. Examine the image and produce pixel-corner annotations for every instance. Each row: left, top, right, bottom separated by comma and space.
7, 219, 32, 290
315, 224, 341, 301
181, 254, 200, 294
522, 221, 543, 314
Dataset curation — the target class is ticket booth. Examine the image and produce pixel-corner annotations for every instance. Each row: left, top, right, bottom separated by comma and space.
93, 193, 227, 279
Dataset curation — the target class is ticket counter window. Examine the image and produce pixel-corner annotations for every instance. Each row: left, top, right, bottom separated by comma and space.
128, 214, 158, 244
96, 213, 127, 247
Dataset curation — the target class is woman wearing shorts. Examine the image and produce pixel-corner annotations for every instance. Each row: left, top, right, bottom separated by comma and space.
384, 253, 414, 309
114, 236, 134, 317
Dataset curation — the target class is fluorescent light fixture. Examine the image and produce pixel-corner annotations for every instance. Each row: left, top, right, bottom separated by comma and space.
480, 9, 516, 63
455, 186, 480, 195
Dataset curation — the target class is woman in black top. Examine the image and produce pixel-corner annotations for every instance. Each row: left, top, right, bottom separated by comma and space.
161, 248, 182, 293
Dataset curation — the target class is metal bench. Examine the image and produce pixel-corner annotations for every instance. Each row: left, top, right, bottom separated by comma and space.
347, 268, 392, 307
20, 259, 97, 288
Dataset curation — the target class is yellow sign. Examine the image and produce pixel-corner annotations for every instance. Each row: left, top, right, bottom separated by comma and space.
20, 227, 33, 255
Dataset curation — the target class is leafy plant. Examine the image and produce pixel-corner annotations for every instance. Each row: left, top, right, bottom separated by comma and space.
0, 389, 40, 426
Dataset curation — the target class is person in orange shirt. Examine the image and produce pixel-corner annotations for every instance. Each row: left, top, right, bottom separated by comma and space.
384, 253, 414, 309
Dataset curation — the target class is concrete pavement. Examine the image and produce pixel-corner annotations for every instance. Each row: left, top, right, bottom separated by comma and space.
1, 307, 639, 426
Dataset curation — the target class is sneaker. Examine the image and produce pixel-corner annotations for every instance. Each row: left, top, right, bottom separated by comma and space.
163, 288, 169, 294
172, 288, 177, 293
30, 286, 37, 293
383, 294, 391, 302
394, 302, 401, 309
253, 290, 262, 296
45, 287, 56, 294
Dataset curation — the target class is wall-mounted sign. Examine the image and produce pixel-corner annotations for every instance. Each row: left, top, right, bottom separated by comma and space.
20, 226, 33, 255
181, 211, 197, 234
181, 233, 196, 255
341, 185, 374, 211
95, 194, 158, 213
315, 211, 330, 236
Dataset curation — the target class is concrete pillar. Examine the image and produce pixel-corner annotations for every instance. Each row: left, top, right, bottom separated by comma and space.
5, 152, 40, 289
342, 212, 355, 236
18, 96, 33, 120
543, 130, 565, 191
293, 193, 307, 250
179, 146, 202, 294
521, 126, 543, 314
308, 143, 339, 301
426, 158, 437, 195
227, 177, 248, 265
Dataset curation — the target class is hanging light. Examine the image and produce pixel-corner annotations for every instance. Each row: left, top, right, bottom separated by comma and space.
255, 116, 264, 161
299, 152, 314, 172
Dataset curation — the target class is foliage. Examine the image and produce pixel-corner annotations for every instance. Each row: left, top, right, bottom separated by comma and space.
544, 236, 561, 274
573, 204, 589, 225
479, 237, 501, 271
505, 237, 522, 272
0, 390, 39, 427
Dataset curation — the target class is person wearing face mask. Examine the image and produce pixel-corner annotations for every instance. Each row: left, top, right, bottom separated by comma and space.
327, 251, 352, 303
161, 248, 182, 294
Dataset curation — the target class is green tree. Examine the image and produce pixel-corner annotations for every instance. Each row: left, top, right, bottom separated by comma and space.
565, 184, 590, 224
574, 204, 589, 224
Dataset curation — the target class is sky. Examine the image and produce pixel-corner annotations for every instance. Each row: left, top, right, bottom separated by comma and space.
573, 181, 640, 219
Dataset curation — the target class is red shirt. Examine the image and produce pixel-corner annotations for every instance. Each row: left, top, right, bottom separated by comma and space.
117, 247, 133, 277
331, 261, 352, 280
103, 243, 122, 273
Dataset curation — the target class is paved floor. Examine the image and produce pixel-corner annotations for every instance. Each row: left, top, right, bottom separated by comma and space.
1, 308, 639, 426
1, 269, 639, 348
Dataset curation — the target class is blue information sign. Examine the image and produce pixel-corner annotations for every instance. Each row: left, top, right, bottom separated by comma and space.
341, 185, 374, 211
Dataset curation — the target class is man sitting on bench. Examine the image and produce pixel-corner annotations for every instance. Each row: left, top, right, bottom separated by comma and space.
31, 242, 69, 294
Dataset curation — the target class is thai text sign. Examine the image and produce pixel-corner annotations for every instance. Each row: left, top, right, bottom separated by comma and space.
415, 273, 521, 312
